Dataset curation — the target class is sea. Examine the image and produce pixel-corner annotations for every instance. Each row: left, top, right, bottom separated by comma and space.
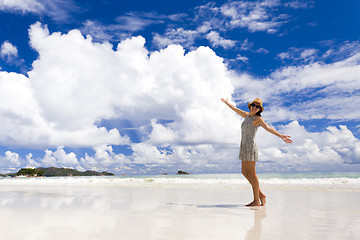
0, 172, 359, 191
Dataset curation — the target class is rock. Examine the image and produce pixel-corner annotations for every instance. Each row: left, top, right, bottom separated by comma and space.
1, 167, 115, 178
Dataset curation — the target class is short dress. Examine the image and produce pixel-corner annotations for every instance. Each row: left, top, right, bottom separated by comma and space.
239, 115, 260, 162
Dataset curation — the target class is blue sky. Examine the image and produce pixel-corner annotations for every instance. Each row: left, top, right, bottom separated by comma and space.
0, 0, 360, 175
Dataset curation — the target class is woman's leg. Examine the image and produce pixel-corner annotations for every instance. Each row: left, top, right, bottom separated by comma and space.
241, 161, 266, 206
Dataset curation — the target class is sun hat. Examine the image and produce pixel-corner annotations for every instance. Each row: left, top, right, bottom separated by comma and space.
248, 98, 264, 113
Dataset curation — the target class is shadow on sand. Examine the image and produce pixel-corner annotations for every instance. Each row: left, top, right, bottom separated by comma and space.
196, 204, 245, 208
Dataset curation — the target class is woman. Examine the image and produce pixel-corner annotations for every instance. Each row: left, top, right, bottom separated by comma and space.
221, 98, 292, 207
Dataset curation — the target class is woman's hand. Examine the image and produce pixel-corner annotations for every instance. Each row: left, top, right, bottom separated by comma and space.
220, 98, 248, 118
220, 98, 228, 103
281, 135, 293, 144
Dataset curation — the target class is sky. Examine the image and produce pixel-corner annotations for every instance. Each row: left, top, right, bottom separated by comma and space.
0, 0, 360, 175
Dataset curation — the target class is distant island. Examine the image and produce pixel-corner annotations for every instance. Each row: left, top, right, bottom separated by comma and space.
0, 167, 114, 178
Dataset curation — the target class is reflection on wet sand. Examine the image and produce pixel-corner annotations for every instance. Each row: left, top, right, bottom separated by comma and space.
245, 207, 267, 240
0, 186, 256, 240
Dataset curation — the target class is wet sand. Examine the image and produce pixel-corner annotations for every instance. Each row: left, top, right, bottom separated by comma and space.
0, 184, 359, 239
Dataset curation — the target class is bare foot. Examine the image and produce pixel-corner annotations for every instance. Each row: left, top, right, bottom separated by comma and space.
260, 193, 267, 206
245, 201, 261, 207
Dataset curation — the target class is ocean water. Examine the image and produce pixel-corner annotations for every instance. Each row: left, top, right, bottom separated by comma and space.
0, 172, 359, 191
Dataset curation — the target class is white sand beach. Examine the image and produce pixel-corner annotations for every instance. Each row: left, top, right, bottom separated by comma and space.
0, 176, 359, 240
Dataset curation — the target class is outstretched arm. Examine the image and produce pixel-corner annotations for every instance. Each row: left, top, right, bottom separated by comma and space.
257, 117, 293, 143
220, 98, 248, 118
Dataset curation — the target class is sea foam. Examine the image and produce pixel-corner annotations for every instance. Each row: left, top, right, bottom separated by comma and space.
0, 174, 359, 190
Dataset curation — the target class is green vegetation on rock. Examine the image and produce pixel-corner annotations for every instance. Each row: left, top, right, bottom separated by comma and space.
16, 168, 44, 177
0, 167, 114, 177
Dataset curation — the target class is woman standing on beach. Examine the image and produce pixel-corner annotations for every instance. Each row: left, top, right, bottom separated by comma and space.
221, 98, 292, 207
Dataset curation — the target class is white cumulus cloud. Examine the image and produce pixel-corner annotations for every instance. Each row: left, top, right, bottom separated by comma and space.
256, 121, 360, 171
0, 41, 26, 67
0, 22, 237, 171
1, 41, 18, 59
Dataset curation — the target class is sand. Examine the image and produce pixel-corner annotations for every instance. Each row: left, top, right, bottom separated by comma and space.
0, 183, 359, 240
